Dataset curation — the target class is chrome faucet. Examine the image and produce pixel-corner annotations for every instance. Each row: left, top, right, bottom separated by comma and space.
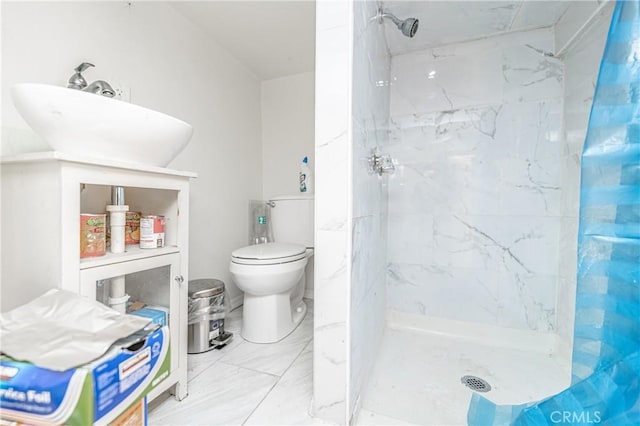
84, 80, 115, 97
67, 62, 93, 89
67, 62, 115, 98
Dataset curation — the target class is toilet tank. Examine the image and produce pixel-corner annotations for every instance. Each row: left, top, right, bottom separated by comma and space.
270, 194, 314, 247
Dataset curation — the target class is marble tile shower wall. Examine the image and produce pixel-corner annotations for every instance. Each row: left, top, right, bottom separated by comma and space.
386, 28, 564, 332
556, 4, 613, 348
314, 1, 391, 423
350, 0, 390, 418
313, 1, 351, 423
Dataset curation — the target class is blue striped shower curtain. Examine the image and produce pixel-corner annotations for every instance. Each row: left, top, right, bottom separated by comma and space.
468, 1, 640, 424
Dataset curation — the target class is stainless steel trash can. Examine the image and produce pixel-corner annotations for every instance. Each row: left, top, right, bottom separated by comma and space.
187, 279, 232, 354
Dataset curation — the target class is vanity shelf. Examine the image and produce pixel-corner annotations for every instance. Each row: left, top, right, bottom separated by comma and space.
80, 245, 180, 269
1, 151, 196, 402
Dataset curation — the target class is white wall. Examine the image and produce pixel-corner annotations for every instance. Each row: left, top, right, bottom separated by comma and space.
0, 1, 262, 307
260, 71, 315, 299
261, 72, 315, 200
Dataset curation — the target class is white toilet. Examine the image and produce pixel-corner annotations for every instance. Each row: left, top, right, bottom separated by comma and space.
230, 194, 314, 343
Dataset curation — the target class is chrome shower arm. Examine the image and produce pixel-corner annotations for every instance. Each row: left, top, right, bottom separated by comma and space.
378, 9, 402, 27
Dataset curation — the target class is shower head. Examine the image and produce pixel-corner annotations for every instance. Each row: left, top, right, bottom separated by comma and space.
377, 8, 419, 38
400, 17, 419, 38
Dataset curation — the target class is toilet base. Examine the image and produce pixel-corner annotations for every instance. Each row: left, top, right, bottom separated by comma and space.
241, 295, 307, 343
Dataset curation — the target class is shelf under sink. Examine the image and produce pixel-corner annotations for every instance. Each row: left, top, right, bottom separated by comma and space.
80, 245, 180, 269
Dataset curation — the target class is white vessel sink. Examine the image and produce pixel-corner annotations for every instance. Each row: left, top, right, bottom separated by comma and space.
11, 83, 193, 167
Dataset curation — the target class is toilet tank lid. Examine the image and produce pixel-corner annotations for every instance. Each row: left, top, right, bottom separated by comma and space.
232, 242, 306, 260
269, 194, 314, 201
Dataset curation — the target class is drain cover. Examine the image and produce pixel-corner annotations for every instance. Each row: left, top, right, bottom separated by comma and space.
461, 375, 491, 392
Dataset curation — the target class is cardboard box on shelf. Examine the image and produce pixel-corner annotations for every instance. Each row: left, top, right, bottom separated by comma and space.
0, 326, 169, 425
130, 306, 169, 327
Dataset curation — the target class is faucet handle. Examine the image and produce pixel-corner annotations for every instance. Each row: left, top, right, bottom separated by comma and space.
74, 62, 94, 72
68, 62, 94, 90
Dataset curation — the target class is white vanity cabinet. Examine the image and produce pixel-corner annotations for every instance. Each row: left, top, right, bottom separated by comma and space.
0, 152, 196, 401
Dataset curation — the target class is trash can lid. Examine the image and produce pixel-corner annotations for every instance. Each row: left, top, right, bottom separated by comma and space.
188, 279, 225, 298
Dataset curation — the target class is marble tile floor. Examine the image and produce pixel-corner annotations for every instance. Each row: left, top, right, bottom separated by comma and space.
150, 302, 571, 426
148, 299, 330, 426
358, 327, 572, 426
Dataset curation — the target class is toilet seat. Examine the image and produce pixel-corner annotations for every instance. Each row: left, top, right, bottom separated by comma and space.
231, 242, 307, 266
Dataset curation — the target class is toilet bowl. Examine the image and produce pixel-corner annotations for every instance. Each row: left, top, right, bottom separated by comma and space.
230, 194, 314, 343
230, 242, 310, 343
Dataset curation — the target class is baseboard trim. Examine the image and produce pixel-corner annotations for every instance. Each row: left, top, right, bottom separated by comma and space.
304, 289, 314, 300
230, 294, 244, 310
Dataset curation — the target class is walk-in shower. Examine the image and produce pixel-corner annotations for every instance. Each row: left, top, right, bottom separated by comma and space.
314, 1, 636, 425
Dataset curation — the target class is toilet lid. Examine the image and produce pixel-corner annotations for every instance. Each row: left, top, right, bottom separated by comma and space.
231, 242, 306, 265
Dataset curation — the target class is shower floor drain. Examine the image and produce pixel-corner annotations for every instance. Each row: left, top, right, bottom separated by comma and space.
461, 375, 491, 392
